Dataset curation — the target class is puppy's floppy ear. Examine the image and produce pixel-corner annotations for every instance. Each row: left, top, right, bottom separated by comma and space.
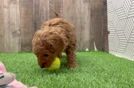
32, 30, 44, 54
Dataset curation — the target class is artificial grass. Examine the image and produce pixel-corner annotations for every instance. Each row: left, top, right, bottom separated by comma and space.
0, 52, 134, 88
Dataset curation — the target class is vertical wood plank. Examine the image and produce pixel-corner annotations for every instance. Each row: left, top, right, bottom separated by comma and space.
49, 0, 62, 18
79, 0, 91, 50
0, 0, 4, 52
8, 0, 21, 52
33, 0, 49, 30
33, 0, 39, 30
3, 0, 10, 52
62, 0, 91, 51
20, 0, 34, 51
103, 0, 109, 52
62, 0, 81, 50
2, 0, 21, 52
0, 0, 108, 52
39, 0, 49, 28
90, 0, 106, 51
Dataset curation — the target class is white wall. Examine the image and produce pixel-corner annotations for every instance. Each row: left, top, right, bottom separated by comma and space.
108, 0, 134, 60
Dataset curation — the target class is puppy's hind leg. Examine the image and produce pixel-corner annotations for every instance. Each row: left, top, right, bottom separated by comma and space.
65, 47, 77, 68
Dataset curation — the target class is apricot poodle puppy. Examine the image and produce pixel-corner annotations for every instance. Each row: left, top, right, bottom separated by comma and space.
32, 18, 77, 68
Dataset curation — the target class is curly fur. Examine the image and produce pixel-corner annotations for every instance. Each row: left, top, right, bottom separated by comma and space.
32, 18, 77, 68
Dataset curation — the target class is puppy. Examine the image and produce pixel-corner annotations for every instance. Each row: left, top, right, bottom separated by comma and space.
32, 18, 77, 68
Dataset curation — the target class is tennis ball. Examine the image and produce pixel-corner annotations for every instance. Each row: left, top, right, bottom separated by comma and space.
48, 57, 61, 71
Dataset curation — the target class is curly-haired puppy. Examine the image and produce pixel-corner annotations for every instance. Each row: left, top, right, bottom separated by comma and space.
32, 18, 77, 68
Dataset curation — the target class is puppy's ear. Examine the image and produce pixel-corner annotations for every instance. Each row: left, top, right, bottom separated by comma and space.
32, 30, 44, 54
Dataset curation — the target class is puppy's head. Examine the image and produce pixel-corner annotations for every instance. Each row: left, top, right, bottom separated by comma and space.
32, 30, 64, 68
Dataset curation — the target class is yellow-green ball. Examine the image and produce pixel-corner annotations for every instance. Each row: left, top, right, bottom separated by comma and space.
48, 57, 61, 71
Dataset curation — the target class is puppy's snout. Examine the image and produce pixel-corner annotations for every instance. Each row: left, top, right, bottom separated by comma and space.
40, 63, 44, 68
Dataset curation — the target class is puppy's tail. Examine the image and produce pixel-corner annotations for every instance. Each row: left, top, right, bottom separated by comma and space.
49, 7, 61, 18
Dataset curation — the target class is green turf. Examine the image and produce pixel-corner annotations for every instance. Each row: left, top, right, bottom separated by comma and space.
0, 52, 134, 88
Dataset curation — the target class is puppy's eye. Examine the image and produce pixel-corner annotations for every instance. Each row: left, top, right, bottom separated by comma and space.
44, 54, 49, 57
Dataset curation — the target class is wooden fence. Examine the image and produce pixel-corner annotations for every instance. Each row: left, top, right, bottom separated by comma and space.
0, 0, 108, 52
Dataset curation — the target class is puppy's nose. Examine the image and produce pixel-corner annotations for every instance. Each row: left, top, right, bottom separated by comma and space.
40, 63, 48, 68
40, 63, 44, 68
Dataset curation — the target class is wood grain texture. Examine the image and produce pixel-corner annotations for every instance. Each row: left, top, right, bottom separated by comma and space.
9, 0, 21, 52
20, 0, 34, 51
49, 0, 62, 18
0, 0, 4, 52
33, 0, 49, 30
90, 0, 108, 51
0, 0, 108, 52
62, 0, 93, 51
3, 0, 10, 52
